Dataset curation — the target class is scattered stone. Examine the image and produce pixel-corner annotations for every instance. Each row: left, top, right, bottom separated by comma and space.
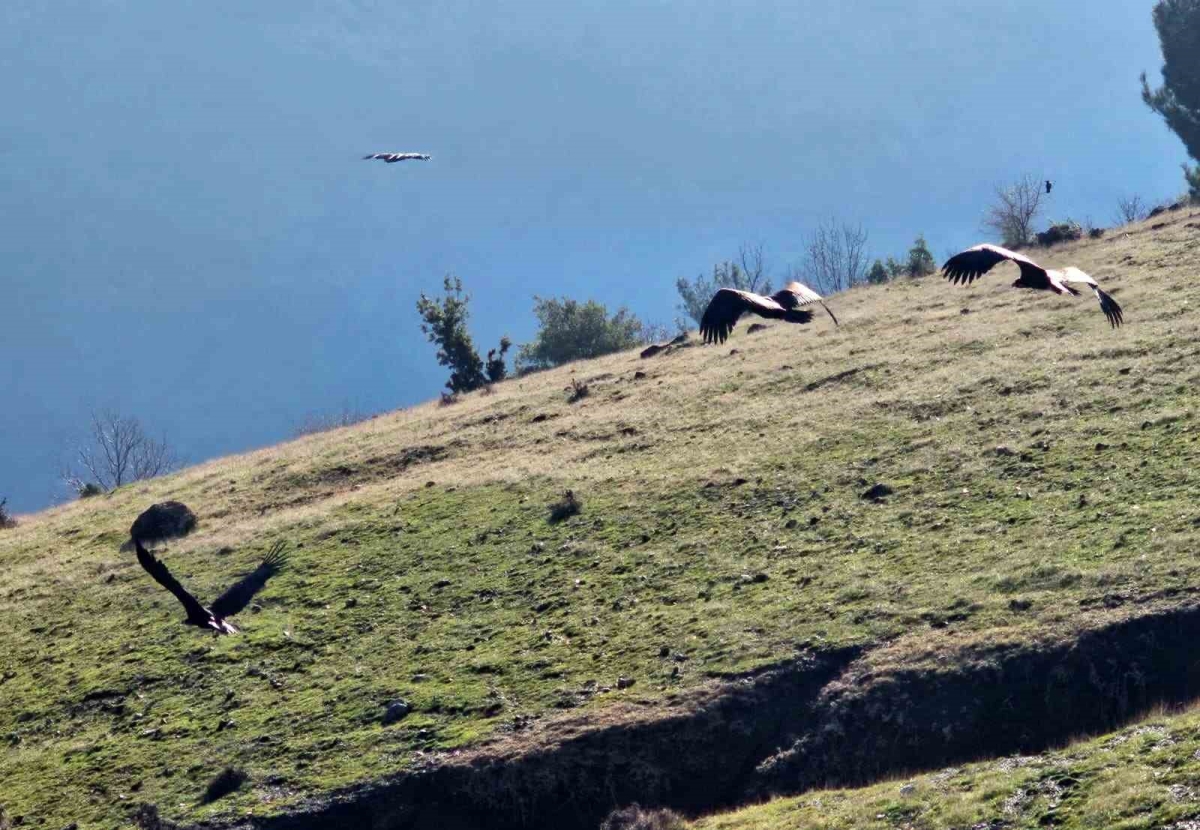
531, 413, 550, 423
746, 323, 769, 334
899, 782, 917, 796
425, 481, 436, 488
1008, 598, 1032, 612
1094, 442, 1110, 452
784, 518, 799, 529
616, 676, 635, 690
994, 445, 1015, 457
433, 579, 452, 589
1118, 366, 1133, 375
960, 308, 970, 315
729, 349, 741, 356
382, 700, 411, 725
658, 645, 670, 658
633, 371, 647, 380
861, 483, 894, 501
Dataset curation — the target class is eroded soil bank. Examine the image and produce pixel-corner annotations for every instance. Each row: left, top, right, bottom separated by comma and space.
209, 602, 1200, 830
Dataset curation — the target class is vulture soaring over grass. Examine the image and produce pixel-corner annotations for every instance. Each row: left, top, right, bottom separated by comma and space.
699, 281, 839, 344
941, 244, 1123, 328
362, 152, 432, 163
135, 540, 287, 634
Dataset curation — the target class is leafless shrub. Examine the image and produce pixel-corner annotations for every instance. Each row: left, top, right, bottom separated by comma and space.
982, 174, 1046, 248
0, 499, 14, 530
548, 489, 582, 524
63, 410, 179, 494
737, 241, 770, 294
798, 219, 869, 294
439, 392, 460, 406
600, 804, 687, 830
292, 406, 374, 438
638, 320, 673, 346
1114, 195, 1148, 225
567, 378, 590, 403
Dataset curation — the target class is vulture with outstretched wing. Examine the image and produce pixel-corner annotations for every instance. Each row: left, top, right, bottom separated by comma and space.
135, 541, 287, 634
941, 244, 1123, 328
698, 281, 838, 344
362, 152, 432, 163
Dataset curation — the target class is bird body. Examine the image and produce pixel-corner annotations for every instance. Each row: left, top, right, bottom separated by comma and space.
698, 281, 838, 344
363, 152, 431, 163
134, 540, 287, 634
1046, 180, 1053, 194
941, 244, 1123, 327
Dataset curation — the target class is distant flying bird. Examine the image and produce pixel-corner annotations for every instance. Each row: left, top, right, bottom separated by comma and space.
1045, 180, 1053, 194
699, 281, 839, 344
362, 153, 432, 163
135, 540, 287, 634
941, 244, 1123, 328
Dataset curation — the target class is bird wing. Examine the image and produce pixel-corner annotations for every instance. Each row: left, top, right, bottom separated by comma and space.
699, 289, 782, 344
942, 244, 1045, 285
1059, 267, 1124, 328
134, 542, 210, 622
363, 154, 383, 160
779, 281, 839, 326
210, 541, 288, 618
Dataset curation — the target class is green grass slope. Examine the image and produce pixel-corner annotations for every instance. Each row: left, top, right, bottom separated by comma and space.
692, 704, 1200, 830
2, 210, 1199, 828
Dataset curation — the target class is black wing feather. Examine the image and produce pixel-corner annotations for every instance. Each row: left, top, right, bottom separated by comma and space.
210, 542, 288, 619
1095, 287, 1123, 328
135, 541, 210, 622
942, 244, 1045, 286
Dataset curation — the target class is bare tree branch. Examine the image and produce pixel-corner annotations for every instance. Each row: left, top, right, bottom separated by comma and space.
798, 219, 870, 294
738, 241, 770, 294
982, 174, 1045, 248
1114, 194, 1147, 225
66, 410, 179, 494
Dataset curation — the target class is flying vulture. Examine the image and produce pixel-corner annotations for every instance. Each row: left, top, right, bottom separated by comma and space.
941, 244, 1123, 328
1045, 180, 1053, 194
698, 281, 839, 344
362, 153, 432, 163
135, 540, 287, 634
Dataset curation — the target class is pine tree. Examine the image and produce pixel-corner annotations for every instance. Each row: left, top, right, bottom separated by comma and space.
1142, 0, 1200, 198
415, 276, 486, 394
906, 235, 936, 278
866, 259, 890, 285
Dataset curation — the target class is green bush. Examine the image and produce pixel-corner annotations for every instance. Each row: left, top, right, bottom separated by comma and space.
516, 296, 643, 372
416, 276, 510, 394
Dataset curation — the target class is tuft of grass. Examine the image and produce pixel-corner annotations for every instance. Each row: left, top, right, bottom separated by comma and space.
567, 377, 590, 403
603, 804, 688, 830
1, 211, 1199, 827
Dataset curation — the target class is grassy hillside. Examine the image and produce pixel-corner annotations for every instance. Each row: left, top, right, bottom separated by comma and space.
2, 210, 1199, 829
691, 703, 1200, 830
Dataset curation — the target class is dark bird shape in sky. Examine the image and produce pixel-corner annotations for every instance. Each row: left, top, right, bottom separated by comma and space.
942, 244, 1123, 328
1045, 179, 1053, 194
135, 540, 287, 634
362, 152, 432, 163
699, 281, 839, 344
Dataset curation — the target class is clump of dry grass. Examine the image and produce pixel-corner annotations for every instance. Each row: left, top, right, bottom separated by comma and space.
601, 804, 687, 830
567, 377, 590, 403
